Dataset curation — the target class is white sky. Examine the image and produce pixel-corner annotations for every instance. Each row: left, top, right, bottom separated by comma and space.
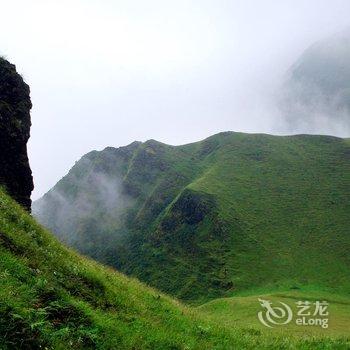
0, 0, 349, 199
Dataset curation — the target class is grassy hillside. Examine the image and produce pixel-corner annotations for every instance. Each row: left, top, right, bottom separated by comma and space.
34, 132, 350, 303
1, 188, 350, 349
0, 187, 239, 349
198, 288, 350, 337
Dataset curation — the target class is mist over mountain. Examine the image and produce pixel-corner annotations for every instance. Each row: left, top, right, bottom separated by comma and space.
34, 132, 350, 303
279, 29, 350, 136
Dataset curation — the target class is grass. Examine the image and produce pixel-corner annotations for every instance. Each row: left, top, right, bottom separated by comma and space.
34, 132, 350, 303
1, 188, 350, 348
198, 288, 350, 337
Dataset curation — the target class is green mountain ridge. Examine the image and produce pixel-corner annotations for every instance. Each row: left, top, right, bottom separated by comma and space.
33, 132, 350, 303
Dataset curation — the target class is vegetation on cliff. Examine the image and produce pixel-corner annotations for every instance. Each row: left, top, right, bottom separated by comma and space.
34, 132, 350, 303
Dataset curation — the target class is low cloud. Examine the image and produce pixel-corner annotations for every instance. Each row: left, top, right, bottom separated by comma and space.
33, 157, 134, 245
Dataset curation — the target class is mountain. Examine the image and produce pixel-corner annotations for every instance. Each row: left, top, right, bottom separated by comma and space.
1, 54, 349, 349
279, 30, 350, 136
0, 57, 33, 210
33, 132, 350, 303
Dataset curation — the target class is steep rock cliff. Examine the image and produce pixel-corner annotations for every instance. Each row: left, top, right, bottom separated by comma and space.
0, 57, 33, 210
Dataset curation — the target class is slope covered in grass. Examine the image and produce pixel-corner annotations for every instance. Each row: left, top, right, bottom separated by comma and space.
2, 188, 350, 349
34, 132, 350, 303
0, 187, 233, 349
198, 288, 350, 337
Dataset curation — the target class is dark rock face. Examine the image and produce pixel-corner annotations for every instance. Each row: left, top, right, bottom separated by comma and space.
0, 58, 33, 210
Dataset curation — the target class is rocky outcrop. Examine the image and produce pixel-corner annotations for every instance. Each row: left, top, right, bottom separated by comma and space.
0, 57, 33, 210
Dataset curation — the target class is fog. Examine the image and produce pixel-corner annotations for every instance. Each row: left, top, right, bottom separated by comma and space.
0, 0, 349, 199
33, 156, 133, 244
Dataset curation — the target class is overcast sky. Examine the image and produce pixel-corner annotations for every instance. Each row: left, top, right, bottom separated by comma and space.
1, 0, 350, 199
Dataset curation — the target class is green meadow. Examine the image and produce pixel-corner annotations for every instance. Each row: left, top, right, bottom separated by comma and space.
1, 188, 350, 349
